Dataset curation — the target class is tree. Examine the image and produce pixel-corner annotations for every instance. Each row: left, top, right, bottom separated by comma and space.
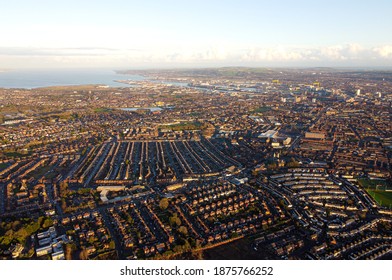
15, 228, 29, 243
42, 218, 53, 228
267, 162, 277, 170
159, 198, 169, 210
169, 213, 181, 227
25, 221, 40, 235
61, 198, 67, 212
286, 158, 300, 168
178, 226, 188, 236
59, 181, 69, 197
0, 235, 13, 247
11, 221, 22, 231
79, 247, 88, 260
358, 211, 367, 220
127, 216, 134, 225
65, 244, 74, 260
78, 188, 91, 195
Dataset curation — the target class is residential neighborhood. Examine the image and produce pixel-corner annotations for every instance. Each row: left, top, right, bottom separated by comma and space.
0, 68, 391, 260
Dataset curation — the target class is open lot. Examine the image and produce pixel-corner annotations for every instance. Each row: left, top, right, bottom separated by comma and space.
202, 237, 273, 260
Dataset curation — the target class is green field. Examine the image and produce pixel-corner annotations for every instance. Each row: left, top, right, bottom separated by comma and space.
93, 107, 113, 113
365, 189, 392, 209
358, 178, 392, 209
358, 178, 391, 190
251, 106, 272, 113
159, 121, 204, 131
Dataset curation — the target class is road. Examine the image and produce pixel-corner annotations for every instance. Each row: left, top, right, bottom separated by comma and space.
99, 208, 124, 259
288, 136, 301, 151
0, 183, 5, 214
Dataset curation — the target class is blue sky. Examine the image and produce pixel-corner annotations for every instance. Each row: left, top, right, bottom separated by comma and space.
1, 0, 391, 68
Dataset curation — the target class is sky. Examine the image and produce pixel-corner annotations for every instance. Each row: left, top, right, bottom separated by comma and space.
0, 0, 392, 69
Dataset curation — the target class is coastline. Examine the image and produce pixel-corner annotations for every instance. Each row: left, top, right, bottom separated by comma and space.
0, 69, 144, 89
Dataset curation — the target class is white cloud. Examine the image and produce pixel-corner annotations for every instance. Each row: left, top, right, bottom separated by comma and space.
319, 45, 346, 60
1, 43, 392, 68
373, 45, 392, 58
238, 44, 390, 65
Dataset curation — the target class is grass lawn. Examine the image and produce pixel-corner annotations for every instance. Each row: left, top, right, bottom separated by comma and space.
358, 178, 391, 191
251, 106, 272, 113
159, 121, 204, 131
365, 189, 392, 209
93, 107, 113, 113
32, 165, 54, 179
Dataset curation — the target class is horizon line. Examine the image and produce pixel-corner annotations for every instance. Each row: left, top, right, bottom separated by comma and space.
2, 65, 392, 71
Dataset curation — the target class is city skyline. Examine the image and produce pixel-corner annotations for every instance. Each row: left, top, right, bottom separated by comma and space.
1, 0, 392, 69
